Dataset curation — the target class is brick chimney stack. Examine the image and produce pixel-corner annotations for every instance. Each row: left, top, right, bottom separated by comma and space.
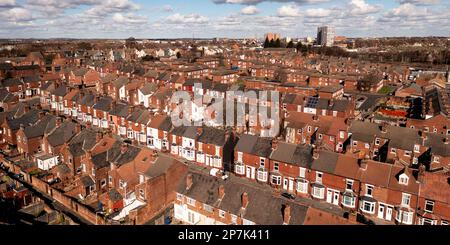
218, 185, 225, 200
120, 143, 128, 154
241, 192, 249, 209
186, 173, 193, 190
283, 204, 291, 225
312, 147, 319, 160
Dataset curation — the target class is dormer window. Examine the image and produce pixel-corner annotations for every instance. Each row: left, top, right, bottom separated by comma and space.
414, 144, 420, 153
399, 174, 409, 185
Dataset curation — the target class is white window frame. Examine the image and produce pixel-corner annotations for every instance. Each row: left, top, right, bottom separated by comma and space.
346, 179, 354, 191
299, 167, 306, 178
315, 172, 323, 184
360, 200, 376, 214
219, 209, 226, 218
311, 186, 325, 199
366, 184, 374, 197
401, 193, 411, 207
235, 164, 245, 175
257, 169, 268, 182
297, 179, 308, 194
425, 200, 434, 213
271, 175, 281, 185
342, 195, 356, 208
186, 197, 196, 207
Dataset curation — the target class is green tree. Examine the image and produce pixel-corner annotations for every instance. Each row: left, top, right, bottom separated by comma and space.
286, 40, 294, 48
275, 38, 281, 48
264, 37, 270, 48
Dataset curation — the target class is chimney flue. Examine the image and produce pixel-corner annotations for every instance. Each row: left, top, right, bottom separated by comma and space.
186, 173, 193, 190
241, 192, 249, 209
283, 204, 291, 225
218, 185, 225, 200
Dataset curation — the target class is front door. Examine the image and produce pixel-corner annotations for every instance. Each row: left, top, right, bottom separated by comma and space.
246, 166, 251, 179
288, 179, 294, 192
283, 178, 289, 190
378, 205, 385, 219
332, 192, 339, 205
326, 190, 333, 203
386, 207, 393, 221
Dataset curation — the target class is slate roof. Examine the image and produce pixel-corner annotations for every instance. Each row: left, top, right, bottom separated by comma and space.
23, 114, 56, 139
6, 109, 40, 130
46, 121, 77, 147
235, 134, 272, 158
197, 127, 227, 146
177, 171, 309, 225
270, 142, 313, 168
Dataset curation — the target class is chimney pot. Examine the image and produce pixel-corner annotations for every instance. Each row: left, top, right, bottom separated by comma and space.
312, 148, 319, 159
186, 173, 193, 190
241, 192, 249, 209
283, 204, 291, 225
120, 143, 128, 154
218, 185, 225, 200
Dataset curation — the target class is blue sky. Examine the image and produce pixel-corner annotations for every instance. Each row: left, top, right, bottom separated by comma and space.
0, 0, 449, 38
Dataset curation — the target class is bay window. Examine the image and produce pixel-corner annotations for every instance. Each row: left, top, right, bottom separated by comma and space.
396, 210, 413, 225
257, 168, 268, 182
360, 200, 376, 214
311, 184, 325, 199
297, 178, 308, 194
271, 175, 281, 186
235, 164, 245, 175
342, 193, 356, 208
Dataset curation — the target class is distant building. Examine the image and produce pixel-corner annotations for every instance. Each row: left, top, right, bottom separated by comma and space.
265, 33, 280, 41
317, 26, 335, 47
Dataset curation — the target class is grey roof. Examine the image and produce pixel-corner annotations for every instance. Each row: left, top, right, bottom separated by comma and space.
23, 75, 40, 83
46, 121, 77, 147
6, 109, 40, 130
80, 175, 95, 187
424, 134, 450, 157
109, 188, 123, 202
270, 142, 313, 168
145, 155, 175, 178
113, 145, 141, 166
197, 127, 227, 146
171, 126, 199, 139
108, 103, 129, 117
52, 84, 68, 97
23, 115, 56, 139
91, 151, 110, 169
235, 134, 272, 158
127, 108, 150, 124
67, 129, 97, 157
111, 76, 129, 88
2, 78, 23, 87
78, 93, 96, 106
311, 150, 339, 173
92, 96, 113, 111
139, 83, 157, 95
177, 171, 308, 225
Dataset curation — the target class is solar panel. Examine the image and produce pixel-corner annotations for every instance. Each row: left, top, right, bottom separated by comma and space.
305, 96, 319, 108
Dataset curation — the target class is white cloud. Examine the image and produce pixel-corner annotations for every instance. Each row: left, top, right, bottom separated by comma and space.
277, 4, 301, 17
85, 0, 140, 17
112, 13, 147, 24
241, 5, 259, 15
348, 0, 382, 15
1, 7, 33, 22
165, 13, 209, 24
213, 0, 329, 5
398, 0, 440, 5
0, 0, 15, 8
304, 8, 331, 17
